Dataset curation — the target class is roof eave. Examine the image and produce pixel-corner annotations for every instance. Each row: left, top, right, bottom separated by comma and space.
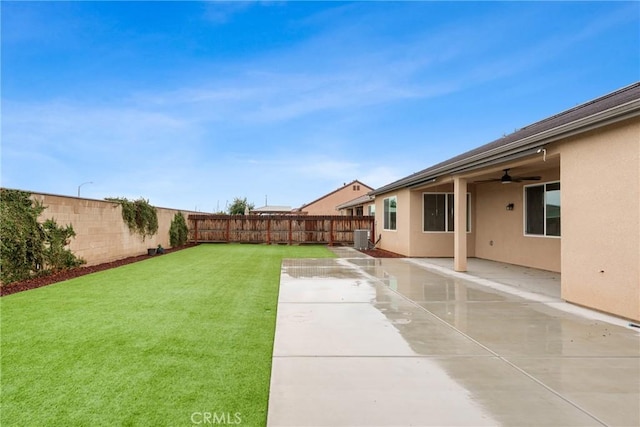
336, 196, 374, 210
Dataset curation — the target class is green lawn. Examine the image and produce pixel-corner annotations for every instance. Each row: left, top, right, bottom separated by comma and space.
1, 244, 334, 426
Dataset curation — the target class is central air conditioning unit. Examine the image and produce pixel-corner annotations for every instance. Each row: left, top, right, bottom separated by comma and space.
354, 229, 369, 250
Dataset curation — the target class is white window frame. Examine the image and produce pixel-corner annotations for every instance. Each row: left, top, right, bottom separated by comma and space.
523, 181, 561, 238
422, 192, 471, 233
383, 196, 397, 231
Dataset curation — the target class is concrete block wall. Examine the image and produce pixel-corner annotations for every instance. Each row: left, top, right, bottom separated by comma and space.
30, 192, 194, 266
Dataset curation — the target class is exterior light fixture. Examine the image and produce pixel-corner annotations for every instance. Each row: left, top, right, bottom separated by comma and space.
537, 147, 547, 161
506, 203, 515, 211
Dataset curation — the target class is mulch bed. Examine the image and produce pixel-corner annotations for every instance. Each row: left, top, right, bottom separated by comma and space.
1, 244, 197, 297
357, 248, 406, 258
2, 244, 403, 297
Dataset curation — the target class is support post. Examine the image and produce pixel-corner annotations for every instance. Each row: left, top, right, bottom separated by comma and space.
370, 217, 375, 247
454, 177, 468, 272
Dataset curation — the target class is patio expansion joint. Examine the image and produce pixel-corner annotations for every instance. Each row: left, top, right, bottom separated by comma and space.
278, 301, 376, 304
272, 354, 499, 359
413, 299, 560, 305
503, 355, 640, 360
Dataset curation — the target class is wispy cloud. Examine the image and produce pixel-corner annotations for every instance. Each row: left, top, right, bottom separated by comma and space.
201, 2, 254, 25
2, 1, 637, 210
3, 101, 197, 161
126, 3, 635, 128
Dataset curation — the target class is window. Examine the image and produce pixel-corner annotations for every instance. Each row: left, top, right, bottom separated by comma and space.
525, 182, 560, 237
368, 205, 375, 216
423, 193, 470, 232
383, 197, 397, 230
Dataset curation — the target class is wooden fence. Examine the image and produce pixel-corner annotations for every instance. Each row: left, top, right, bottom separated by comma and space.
188, 214, 375, 245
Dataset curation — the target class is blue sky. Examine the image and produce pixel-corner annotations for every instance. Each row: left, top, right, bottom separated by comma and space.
2, 1, 638, 212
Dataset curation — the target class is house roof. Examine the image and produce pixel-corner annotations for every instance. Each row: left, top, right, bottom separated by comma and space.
336, 194, 375, 210
251, 205, 293, 213
371, 82, 640, 195
297, 180, 373, 210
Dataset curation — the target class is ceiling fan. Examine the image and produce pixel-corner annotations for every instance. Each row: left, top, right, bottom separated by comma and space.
474, 169, 541, 184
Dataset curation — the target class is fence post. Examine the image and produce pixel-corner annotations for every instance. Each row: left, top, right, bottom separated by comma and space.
226, 218, 230, 243
329, 218, 334, 246
194, 218, 199, 244
267, 217, 271, 245
289, 218, 293, 245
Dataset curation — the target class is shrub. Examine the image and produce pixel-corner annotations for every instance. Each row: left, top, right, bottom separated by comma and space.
0, 189, 84, 284
42, 219, 85, 272
228, 197, 254, 215
1, 190, 45, 283
169, 212, 189, 247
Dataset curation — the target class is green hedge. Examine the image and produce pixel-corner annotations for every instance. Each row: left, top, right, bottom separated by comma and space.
169, 212, 189, 247
1, 189, 85, 284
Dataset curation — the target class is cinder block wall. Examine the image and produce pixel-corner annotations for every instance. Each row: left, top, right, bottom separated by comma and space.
30, 192, 193, 266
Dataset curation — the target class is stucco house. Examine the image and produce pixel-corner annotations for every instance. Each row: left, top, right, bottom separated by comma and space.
370, 82, 640, 321
295, 180, 373, 216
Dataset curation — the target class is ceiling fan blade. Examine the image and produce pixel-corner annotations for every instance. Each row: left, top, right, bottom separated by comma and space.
474, 170, 541, 184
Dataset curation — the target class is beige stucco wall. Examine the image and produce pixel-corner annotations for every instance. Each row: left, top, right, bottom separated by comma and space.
474, 167, 561, 272
407, 183, 477, 258
301, 183, 372, 215
560, 119, 640, 321
375, 190, 411, 255
31, 193, 193, 267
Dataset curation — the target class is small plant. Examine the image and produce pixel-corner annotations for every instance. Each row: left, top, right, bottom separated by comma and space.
106, 197, 158, 240
169, 212, 189, 247
42, 219, 86, 272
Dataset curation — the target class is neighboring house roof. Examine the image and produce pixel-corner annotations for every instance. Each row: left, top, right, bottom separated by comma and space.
251, 205, 293, 214
336, 194, 375, 210
297, 180, 373, 210
371, 82, 640, 195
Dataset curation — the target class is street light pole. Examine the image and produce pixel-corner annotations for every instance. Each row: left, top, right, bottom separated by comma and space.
77, 181, 93, 197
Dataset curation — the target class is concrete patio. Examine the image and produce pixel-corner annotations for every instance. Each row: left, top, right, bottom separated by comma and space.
266, 248, 640, 427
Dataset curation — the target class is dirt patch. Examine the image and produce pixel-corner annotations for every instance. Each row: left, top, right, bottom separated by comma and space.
357, 248, 405, 258
1, 244, 197, 297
